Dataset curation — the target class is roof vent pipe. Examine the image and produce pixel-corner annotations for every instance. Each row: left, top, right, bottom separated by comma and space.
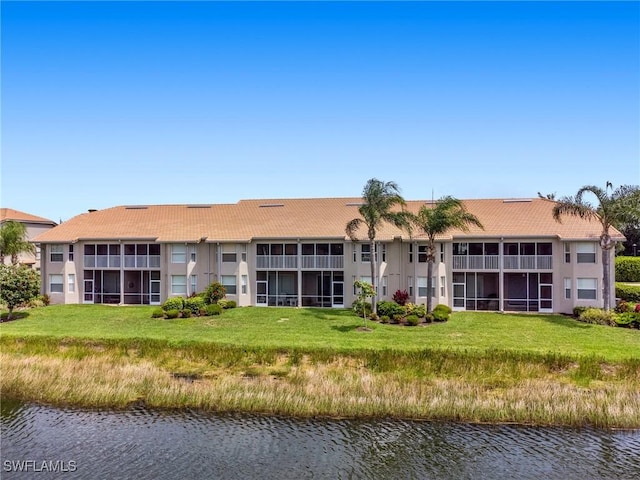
88, 209, 97, 213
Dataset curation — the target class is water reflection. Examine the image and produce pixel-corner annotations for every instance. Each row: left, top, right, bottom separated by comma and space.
1, 401, 638, 479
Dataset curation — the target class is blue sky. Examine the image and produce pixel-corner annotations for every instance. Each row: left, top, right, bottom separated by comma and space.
2, 1, 639, 223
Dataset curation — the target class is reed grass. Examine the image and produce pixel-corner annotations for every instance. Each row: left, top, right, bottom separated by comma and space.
2, 336, 638, 428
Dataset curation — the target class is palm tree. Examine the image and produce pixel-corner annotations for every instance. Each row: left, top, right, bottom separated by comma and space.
0, 220, 35, 265
346, 178, 412, 314
552, 183, 640, 311
410, 196, 483, 313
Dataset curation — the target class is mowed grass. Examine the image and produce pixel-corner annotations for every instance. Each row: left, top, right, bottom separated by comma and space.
0, 304, 638, 361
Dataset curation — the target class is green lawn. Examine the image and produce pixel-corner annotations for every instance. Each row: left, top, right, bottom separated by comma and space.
1, 304, 638, 361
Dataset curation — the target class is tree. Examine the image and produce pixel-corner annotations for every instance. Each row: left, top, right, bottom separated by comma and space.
0, 264, 41, 320
553, 183, 640, 311
346, 179, 412, 314
410, 196, 483, 313
0, 220, 35, 265
353, 279, 375, 326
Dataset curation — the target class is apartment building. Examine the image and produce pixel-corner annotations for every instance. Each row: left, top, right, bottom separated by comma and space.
1, 208, 57, 269
33, 197, 621, 314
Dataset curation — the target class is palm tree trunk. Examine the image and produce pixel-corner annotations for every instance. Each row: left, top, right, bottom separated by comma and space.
370, 239, 377, 314
602, 247, 611, 311
426, 260, 433, 313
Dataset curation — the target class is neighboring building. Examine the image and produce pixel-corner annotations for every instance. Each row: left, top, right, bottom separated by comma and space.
1, 208, 57, 270
32, 198, 623, 314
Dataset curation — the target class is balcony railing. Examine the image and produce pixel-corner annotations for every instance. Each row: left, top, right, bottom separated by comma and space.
453, 255, 552, 270
256, 255, 344, 270
85, 255, 161, 269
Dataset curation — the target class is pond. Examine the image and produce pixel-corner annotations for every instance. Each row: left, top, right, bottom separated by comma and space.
2, 399, 638, 479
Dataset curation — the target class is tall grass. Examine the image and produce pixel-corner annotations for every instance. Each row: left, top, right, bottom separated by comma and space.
2, 336, 638, 428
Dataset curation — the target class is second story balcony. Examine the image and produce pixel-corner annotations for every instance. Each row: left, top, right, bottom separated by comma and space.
256, 254, 344, 270
452, 254, 553, 271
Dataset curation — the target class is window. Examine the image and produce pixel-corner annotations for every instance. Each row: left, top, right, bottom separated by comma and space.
221, 275, 237, 295
222, 253, 237, 262
439, 244, 445, 263
418, 245, 427, 263
241, 275, 248, 294
408, 276, 413, 296
408, 244, 413, 263
189, 246, 197, 262
577, 243, 596, 263
190, 275, 197, 295
171, 275, 187, 295
353, 244, 357, 262
454, 243, 468, 256
431, 276, 436, 298
440, 276, 446, 297
379, 244, 386, 262
381, 276, 387, 296
50, 245, 63, 262
417, 277, 428, 297
564, 278, 571, 299
68, 245, 74, 262
35, 246, 41, 260
564, 243, 571, 263
577, 278, 597, 300
49, 274, 63, 293
171, 245, 187, 263
68, 274, 76, 293
241, 245, 247, 262
361, 244, 371, 262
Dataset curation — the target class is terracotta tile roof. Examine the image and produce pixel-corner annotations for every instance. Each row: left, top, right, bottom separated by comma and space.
0, 208, 57, 226
32, 197, 623, 244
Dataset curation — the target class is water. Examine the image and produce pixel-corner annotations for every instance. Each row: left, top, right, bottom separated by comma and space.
1, 399, 639, 479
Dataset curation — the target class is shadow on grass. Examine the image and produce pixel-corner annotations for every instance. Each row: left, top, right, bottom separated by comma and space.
299, 308, 357, 320
330, 325, 361, 333
0, 311, 30, 323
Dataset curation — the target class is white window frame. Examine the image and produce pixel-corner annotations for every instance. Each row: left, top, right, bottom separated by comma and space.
440, 276, 446, 297
381, 276, 387, 296
418, 245, 428, 263
361, 244, 371, 263
408, 276, 413, 296
577, 278, 597, 300
241, 275, 248, 294
564, 243, 571, 263
189, 245, 197, 263
171, 275, 187, 295
171, 245, 187, 264
49, 274, 63, 293
190, 274, 197, 295
221, 275, 237, 295
68, 274, 76, 293
576, 243, 596, 264
564, 278, 571, 299
68, 245, 74, 262
431, 276, 436, 298
439, 243, 445, 263
50, 245, 64, 262
417, 277, 428, 297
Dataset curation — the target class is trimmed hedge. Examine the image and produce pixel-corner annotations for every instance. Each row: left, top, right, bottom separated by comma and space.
162, 297, 184, 312
615, 283, 640, 302
615, 256, 640, 282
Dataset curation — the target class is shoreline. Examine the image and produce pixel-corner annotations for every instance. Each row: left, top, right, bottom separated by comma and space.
2, 335, 639, 429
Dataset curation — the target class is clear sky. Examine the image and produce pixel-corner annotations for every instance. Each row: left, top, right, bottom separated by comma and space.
2, 1, 639, 223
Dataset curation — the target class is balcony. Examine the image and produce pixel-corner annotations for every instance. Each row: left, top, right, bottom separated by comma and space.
256, 255, 344, 270
453, 255, 552, 271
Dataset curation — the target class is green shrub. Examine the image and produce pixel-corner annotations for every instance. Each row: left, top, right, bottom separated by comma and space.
203, 282, 226, 304
615, 283, 640, 302
424, 313, 434, 323
391, 313, 404, 324
614, 312, 640, 329
578, 308, 615, 326
218, 299, 237, 309
205, 303, 223, 316
380, 315, 390, 324
181, 309, 192, 318
432, 304, 451, 322
368, 312, 379, 322
405, 314, 420, 326
185, 296, 206, 315
162, 297, 184, 312
165, 309, 181, 319
377, 300, 405, 318
405, 303, 426, 318
40, 294, 51, 306
573, 306, 588, 318
615, 256, 640, 282
151, 308, 164, 318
